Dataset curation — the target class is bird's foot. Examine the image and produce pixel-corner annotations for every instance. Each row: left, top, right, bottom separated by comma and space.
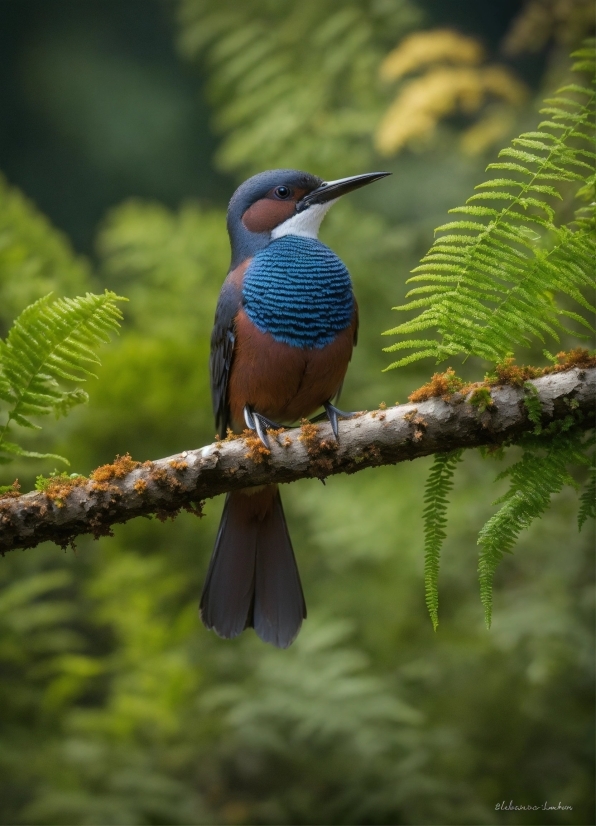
243, 405, 285, 449
310, 401, 358, 442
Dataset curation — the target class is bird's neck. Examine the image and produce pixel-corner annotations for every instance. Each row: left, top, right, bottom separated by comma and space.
228, 222, 270, 270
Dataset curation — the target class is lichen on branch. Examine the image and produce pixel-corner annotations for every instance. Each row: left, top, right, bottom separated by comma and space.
0, 365, 593, 555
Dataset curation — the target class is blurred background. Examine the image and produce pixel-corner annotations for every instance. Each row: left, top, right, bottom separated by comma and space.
0, 1, 594, 823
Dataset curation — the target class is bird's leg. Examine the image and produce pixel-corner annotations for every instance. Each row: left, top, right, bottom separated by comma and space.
310, 401, 358, 442
243, 405, 256, 431
243, 404, 286, 449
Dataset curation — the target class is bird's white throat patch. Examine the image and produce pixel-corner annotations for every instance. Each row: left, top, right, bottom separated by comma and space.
271, 200, 337, 240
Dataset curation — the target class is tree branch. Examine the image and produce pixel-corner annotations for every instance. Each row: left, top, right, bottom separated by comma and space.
1, 366, 594, 553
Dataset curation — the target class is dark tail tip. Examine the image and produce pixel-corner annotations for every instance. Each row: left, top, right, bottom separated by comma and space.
200, 487, 306, 648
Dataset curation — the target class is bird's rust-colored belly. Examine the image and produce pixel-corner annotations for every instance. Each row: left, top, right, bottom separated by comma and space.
227, 308, 356, 430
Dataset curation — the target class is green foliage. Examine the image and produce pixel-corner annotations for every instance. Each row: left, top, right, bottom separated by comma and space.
0, 8, 594, 825
0, 291, 125, 465
97, 199, 227, 340
177, 0, 421, 176
478, 429, 589, 627
35, 471, 83, 492
385, 42, 596, 630
384, 45, 595, 368
200, 619, 433, 824
422, 450, 463, 630
468, 385, 494, 413
578, 443, 595, 530
0, 173, 89, 337
523, 380, 544, 432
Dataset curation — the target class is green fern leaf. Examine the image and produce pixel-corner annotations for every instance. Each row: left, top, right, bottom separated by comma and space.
384, 46, 596, 368
0, 439, 67, 465
478, 432, 586, 628
578, 443, 595, 531
0, 291, 125, 465
177, 0, 421, 176
423, 450, 463, 630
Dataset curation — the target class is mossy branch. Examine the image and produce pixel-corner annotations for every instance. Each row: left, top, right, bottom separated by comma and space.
0, 366, 593, 555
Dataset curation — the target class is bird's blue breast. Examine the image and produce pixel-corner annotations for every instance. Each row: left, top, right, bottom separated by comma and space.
242, 235, 353, 349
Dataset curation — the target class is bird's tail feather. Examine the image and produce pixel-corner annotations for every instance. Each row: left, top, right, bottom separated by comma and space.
200, 485, 306, 648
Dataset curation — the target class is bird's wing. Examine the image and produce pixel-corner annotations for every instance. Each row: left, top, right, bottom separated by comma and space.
333, 297, 359, 405
210, 273, 243, 435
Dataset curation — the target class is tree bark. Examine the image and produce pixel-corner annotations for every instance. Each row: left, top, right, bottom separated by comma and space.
1, 366, 594, 553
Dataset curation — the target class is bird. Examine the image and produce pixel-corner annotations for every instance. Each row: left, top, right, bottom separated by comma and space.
200, 168, 390, 649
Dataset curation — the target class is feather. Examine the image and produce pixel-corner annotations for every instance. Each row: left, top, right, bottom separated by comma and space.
200, 486, 306, 647
242, 236, 354, 349
252, 490, 306, 648
209, 263, 247, 435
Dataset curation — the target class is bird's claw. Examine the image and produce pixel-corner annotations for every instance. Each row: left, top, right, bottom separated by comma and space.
244, 400, 357, 448
310, 401, 358, 442
243, 405, 284, 449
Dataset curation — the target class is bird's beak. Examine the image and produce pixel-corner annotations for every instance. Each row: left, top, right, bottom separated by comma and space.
297, 171, 391, 212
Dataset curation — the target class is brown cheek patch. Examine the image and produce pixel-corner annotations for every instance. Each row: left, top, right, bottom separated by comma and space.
242, 199, 296, 233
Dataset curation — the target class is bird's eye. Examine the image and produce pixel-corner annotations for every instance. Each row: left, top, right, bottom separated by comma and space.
274, 186, 291, 199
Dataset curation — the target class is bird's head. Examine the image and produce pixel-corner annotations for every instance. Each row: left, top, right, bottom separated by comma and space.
227, 169, 390, 268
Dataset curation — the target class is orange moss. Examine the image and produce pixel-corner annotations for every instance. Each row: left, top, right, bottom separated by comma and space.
168, 460, 188, 472
402, 409, 428, 442
553, 348, 596, 371
487, 350, 596, 387
0, 480, 21, 500
39, 475, 87, 508
297, 419, 339, 478
91, 453, 140, 484
149, 465, 182, 491
298, 419, 320, 453
133, 479, 147, 495
89, 454, 140, 493
409, 368, 466, 402
488, 357, 541, 387
243, 430, 271, 464
308, 440, 339, 478
407, 350, 596, 403
413, 415, 427, 441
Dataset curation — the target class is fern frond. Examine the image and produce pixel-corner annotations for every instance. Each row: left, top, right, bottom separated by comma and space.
423, 450, 463, 630
578, 439, 595, 530
0, 291, 125, 465
384, 47, 596, 368
478, 431, 588, 628
177, 0, 421, 176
